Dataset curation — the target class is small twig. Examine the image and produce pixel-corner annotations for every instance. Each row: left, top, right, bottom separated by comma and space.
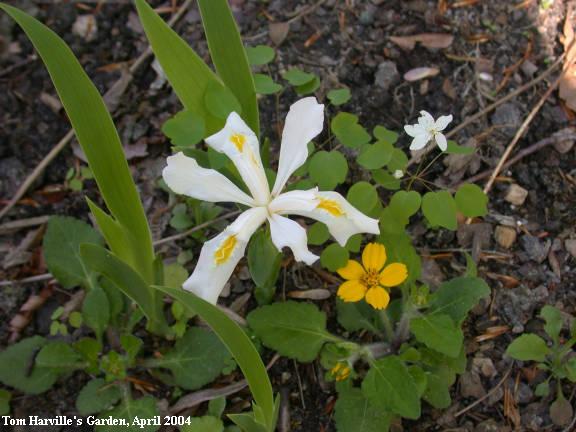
455, 363, 513, 417
0, 55, 37, 78
0, 273, 53, 287
0, 0, 193, 221
0, 215, 51, 235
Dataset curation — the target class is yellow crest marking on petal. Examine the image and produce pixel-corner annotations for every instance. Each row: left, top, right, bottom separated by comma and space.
230, 133, 246, 152
365, 287, 390, 310
337, 280, 366, 302
337, 260, 365, 281
379, 263, 408, 287
316, 198, 345, 217
214, 235, 237, 265
361, 243, 387, 272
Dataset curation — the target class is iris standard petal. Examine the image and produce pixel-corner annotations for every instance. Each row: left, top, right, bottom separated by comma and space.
268, 213, 319, 265
337, 260, 365, 281
435, 132, 448, 151
162, 152, 255, 206
205, 112, 270, 205
365, 287, 390, 309
269, 189, 380, 246
362, 243, 387, 272
337, 280, 367, 302
434, 114, 453, 131
379, 263, 408, 287
271, 97, 324, 196
182, 207, 267, 304
409, 133, 431, 150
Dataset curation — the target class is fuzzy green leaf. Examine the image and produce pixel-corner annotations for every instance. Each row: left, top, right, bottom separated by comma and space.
422, 191, 458, 230
410, 314, 463, 358
334, 387, 393, 432
76, 379, 121, 416
506, 334, 550, 362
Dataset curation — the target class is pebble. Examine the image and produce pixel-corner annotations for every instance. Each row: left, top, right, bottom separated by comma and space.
459, 371, 486, 399
494, 225, 517, 249
553, 137, 574, 154
374, 61, 400, 91
491, 103, 522, 137
472, 357, 497, 378
504, 184, 528, 206
517, 382, 534, 404
520, 235, 551, 263
474, 419, 500, 432
72, 14, 98, 42
565, 239, 576, 258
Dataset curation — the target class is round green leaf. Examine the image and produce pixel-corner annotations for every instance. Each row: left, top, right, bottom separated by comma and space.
161, 110, 205, 148
373, 125, 399, 144
346, 181, 378, 214
389, 190, 421, 221
372, 169, 401, 190
421, 191, 458, 230
327, 88, 351, 106
357, 141, 394, 169
331, 112, 371, 148
204, 82, 242, 119
253, 73, 282, 95
282, 68, 316, 86
387, 148, 409, 172
308, 222, 330, 246
320, 243, 349, 271
245, 45, 275, 65
454, 183, 488, 217
309, 151, 348, 190
296, 76, 320, 95
76, 379, 121, 416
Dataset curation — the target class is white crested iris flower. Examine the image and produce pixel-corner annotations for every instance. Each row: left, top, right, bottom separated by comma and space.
162, 97, 380, 304
404, 110, 453, 151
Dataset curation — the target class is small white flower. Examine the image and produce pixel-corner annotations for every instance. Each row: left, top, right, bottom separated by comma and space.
393, 170, 404, 179
404, 110, 453, 152
162, 98, 380, 304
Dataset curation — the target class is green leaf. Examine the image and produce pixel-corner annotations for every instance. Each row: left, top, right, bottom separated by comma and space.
445, 140, 475, 155
282, 68, 315, 86
357, 141, 394, 169
163, 262, 188, 289
83, 284, 110, 340
372, 169, 400, 190
198, 0, 259, 134
423, 371, 452, 409
331, 112, 371, 148
309, 151, 348, 190
204, 81, 243, 120
208, 397, 226, 418
36, 341, 85, 371
454, 184, 488, 217
0, 336, 58, 394
410, 314, 463, 358
427, 277, 490, 325
308, 222, 330, 246
248, 229, 282, 305
386, 148, 408, 172
389, 191, 421, 221
246, 45, 275, 65
182, 417, 224, 432
361, 356, 421, 419
422, 191, 458, 230
408, 365, 428, 397
43, 216, 103, 289
295, 76, 320, 95
120, 335, 143, 366
145, 327, 231, 390
162, 110, 205, 148
76, 379, 121, 416
153, 285, 275, 429
134, 0, 221, 134
321, 243, 349, 272
373, 126, 399, 144
253, 74, 282, 95
0, 3, 156, 283
540, 305, 563, 343
96, 395, 159, 432
535, 381, 550, 397
247, 301, 337, 362
506, 334, 550, 361
327, 88, 351, 106
0, 389, 11, 415
346, 182, 378, 215
336, 300, 380, 333
334, 387, 393, 432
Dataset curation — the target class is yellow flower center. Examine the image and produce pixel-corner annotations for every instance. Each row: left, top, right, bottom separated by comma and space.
361, 268, 380, 290
330, 363, 351, 382
230, 133, 246, 152
316, 198, 345, 217
214, 235, 237, 265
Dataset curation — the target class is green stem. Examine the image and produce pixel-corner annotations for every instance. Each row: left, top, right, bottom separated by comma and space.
379, 310, 394, 342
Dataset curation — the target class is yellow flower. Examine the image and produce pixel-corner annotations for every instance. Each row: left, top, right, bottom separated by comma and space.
336, 243, 407, 310
330, 362, 351, 381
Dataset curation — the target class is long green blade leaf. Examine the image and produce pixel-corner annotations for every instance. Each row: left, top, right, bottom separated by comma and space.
197, 0, 259, 135
0, 3, 155, 283
134, 0, 222, 134
154, 285, 275, 428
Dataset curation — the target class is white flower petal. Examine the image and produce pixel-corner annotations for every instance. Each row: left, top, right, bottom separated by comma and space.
268, 214, 318, 265
403, 124, 422, 137
270, 189, 380, 246
182, 207, 267, 304
418, 110, 435, 128
409, 133, 431, 150
434, 114, 453, 131
205, 112, 270, 205
435, 132, 448, 151
271, 97, 324, 196
162, 152, 255, 206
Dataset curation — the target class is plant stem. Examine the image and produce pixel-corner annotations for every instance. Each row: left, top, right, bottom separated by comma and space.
379, 309, 394, 342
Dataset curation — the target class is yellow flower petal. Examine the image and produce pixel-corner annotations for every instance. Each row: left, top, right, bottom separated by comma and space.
337, 260, 365, 280
337, 280, 367, 302
379, 263, 408, 287
365, 287, 390, 310
362, 243, 387, 272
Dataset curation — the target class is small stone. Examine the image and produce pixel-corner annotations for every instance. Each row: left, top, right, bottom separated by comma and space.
565, 239, 576, 258
374, 61, 400, 91
517, 382, 533, 404
72, 15, 98, 42
460, 371, 486, 399
40, 92, 62, 113
521, 235, 551, 263
472, 357, 497, 378
553, 138, 574, 154
495, 225, 517, 249
504, 184, 529, 206
474, 419, 499, 432
521, 60, 538, 77
491, 103, 522, 137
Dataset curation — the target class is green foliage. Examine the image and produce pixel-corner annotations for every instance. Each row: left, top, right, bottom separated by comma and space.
506, 334, 550, 361
309, 150, 348, 190
357, 141, 394, 169
540, 305, 563, 343
253, 74, 282, 95
427, 277, 491, 324
76, 379, 122, 416
321, 243, 349, 271
454, 184, 488, 217
410, 314, 463, 358
373, 126, 399, 144
308, 222, 330, 246
334, 387, 393, 432
331, 112, 371, 148
389, 191, 421, 222
0, 389, 10, 415
0, 336, 58, 394
422, 191, 458, 230
346, 182, 378, 215
162, 110, 205, 148
247, 301, 337, 362
361, 356, 421, 419
248, 229, 282, 305
36, 341, 85, 371
96, 395, 159, 432
327, 88, 351, 106
246, 45, 275, 65
83, 284, 111, 340
282, 68, 316, 86
336, 300, 381, 333
204, 81, 243, 120
43, 216, 103, 289
445, 140, 475, 154
182, 417, 224, 432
